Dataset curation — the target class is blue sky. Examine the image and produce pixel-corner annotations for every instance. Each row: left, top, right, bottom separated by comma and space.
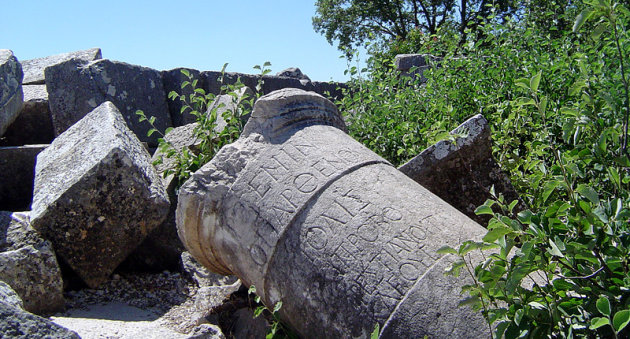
1, 0, 362, 82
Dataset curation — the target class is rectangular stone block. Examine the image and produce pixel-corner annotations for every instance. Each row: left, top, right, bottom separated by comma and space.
398, 114, 523, 224
0, 50, 24, 137
20, 48, 101, 85
0, 211, 64, 314
31, 101, 169, 288
1, 85, 54, 146
45, 58, 172, 147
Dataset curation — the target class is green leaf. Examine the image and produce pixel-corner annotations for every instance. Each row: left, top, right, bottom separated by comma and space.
548, 239, 565, 257
445, 259, 466, 277
371, 323, 380, 339
530, 71, 542, 92
542, 180, 562, 203
596, 296, 611, 316
436, 245, 458, 255
483, 226, 511, 242
589, 317, 610, 329
613, 310, 630, 332
253, 305, 265, 318
514, 308, 524, 326
475, 205, 495, 216
576, 184, 599, 204
573, 8, 594, 32
272, 301, 282, 313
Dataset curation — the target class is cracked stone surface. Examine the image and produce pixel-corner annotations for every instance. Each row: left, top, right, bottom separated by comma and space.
45, 58, 171, 146
20, 48, 101, 85
398, 114, 523, 224
0, 49, 23, 137
31, 101, 169, 288
177, 88, 488, 338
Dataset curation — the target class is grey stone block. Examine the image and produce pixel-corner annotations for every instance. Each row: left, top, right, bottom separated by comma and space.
398, 114, 523, 224
0, 211, 64, 315
45, 58, 172, 146
276, 67, 310, 81
0, 301, 80, 339
0, 280, 23, 310
177, 88, 488, 337
394, 53, 429, 71
20, 47, 101, 85
394, 53, 441, 83
202, 71, 259, 96
1, 85, 54, 146
0, 49, 24, 137
31, 101, 169, 288
0, 145, 48, 211
201, 70, 346, 101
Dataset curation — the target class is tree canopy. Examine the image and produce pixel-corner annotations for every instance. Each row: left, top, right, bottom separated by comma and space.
312, 0, 518, 53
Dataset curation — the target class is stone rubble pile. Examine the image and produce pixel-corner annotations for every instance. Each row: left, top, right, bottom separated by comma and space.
0, 48, 520, 338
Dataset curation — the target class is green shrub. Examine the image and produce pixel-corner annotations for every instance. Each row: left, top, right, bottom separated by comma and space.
137, 63, 271, 188
339, 0, 629, 337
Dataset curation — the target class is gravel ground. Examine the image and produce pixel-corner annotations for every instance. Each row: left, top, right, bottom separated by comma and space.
49, 270, 238, 339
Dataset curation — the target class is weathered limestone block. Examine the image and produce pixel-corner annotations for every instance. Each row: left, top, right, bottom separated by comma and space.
0, 280, 24, 310
207, 86, 254, 130
45, 58, 172, 146
31, 101, 170, 288
394, 53, 440, 82
201, 70, 346, 100
202, 71, 259, 96
0, 301, 80, 339
177, 89, 488, 338
0, 49, 24, 137
0, 211, 64, 314
394, 54, 430, 71
0, 145, 48, 211
1, 85, 54, 146
276, 67, 310, 81
398, 114, 522, 224
20, 47, 101, 85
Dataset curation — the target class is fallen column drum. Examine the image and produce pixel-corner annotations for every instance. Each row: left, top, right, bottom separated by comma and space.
177, 88, 489, 338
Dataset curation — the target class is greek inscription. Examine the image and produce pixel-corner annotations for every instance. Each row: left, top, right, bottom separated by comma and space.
294, 173, 318, 193
293, 142, 317, 157
271, 202, 295, 225
250, 244, 268, 266
255, 219, 279, 248
320, 208, 350, 226
399, 262, 420, 281
409, 224, 427, 241
337, 148, 360, 163
260, 156, 290, 182
276, 147, 300, 165
248, 170, 272, 199
312, 158, 337, 177
280, 189, 299, 209
306, 227, 328, 250
357, 216, 380, 242
382, 207, 402, 221
335, 189, 369, 217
